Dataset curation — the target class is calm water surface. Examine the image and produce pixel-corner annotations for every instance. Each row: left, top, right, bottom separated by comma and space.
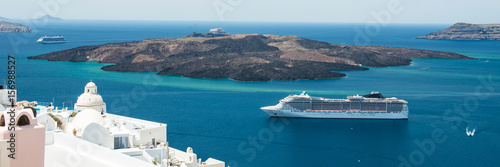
0, 20, 499, 166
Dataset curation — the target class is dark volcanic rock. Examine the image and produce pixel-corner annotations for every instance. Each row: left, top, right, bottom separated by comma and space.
203, 35, 279, 53
29, 46, 98, 62
156, 60, 366, 81
296, 38, 340, 50
416, 22, 500, 40
29, 34, 474, 81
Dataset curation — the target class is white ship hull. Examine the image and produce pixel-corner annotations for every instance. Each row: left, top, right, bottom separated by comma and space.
261, 92, 409, 119
37, 41, 66, 44
261, 106, 408, 119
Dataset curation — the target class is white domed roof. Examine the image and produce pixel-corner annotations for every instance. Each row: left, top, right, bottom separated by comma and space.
86, 82, 97, 88
76, 81, 105, 107
76, 94, 104, 106
71, 109, 104, 130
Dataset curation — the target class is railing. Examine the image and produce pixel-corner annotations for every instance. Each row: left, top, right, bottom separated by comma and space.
106, 113, 165, 128
38, 102, 52, 106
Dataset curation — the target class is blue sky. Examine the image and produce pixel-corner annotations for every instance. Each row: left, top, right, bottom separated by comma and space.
1, 0, 499, 24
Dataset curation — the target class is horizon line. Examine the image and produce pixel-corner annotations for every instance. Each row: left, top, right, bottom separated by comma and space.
1, 18, 478, 25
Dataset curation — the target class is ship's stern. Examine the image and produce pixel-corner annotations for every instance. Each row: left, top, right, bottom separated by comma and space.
402, 103, 409, 119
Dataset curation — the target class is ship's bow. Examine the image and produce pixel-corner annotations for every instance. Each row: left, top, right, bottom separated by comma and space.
260, 106, 278, 116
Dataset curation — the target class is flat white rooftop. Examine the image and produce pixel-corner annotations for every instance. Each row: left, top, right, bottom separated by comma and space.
45, 132, 155, 167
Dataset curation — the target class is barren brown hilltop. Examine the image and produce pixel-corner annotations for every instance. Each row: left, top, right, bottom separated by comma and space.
29, 34, 474, 81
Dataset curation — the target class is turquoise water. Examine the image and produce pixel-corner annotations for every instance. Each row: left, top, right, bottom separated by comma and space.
1, 21, 499, 166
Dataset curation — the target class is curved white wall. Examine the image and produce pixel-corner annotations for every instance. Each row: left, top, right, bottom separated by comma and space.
37, 114, 57, 131
82, 123, 114, 149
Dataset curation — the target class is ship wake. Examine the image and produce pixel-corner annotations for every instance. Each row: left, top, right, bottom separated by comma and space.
452, 121, 494, 137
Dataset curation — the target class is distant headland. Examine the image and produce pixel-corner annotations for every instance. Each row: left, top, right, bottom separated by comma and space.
1, 14, 62, 22
0, 14, 62, 33
29, 32, 474, 81
416, 22, 500, 40
0, 21, 31, 33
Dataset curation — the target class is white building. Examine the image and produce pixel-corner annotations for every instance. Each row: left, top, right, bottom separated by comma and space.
74, 81, 107, 114
65, 108, 167, 150
0, 89, 15, 111
208, 28, 227, 35
32, 81, 225, 167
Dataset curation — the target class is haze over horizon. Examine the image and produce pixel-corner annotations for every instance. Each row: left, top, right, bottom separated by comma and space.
1, 0, 500, 24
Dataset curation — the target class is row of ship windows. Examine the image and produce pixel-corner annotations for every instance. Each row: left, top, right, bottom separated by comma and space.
287, 104, 403, 111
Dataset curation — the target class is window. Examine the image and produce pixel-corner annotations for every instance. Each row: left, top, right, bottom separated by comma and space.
114, 137, 130, 149
0, 115, 5, 127
114, 137, 119, 148
17, 115, 30, 126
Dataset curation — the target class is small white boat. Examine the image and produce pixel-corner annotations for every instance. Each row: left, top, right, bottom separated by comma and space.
466, 127, 475, 136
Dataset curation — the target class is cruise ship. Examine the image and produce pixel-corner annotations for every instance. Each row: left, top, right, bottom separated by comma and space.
261, 91, 409, 119
36, 35, 66, 43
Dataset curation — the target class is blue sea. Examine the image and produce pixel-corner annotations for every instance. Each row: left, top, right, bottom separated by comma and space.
1, 20, 499, 167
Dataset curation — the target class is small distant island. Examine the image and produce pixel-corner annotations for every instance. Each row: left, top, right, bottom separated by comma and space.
29, 31, 474, 81
35, 14, 63, 22
416, 22, 500, 40
0, 21, 32, 33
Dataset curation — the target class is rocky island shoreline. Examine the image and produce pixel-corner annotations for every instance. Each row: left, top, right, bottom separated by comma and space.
29, 33, 474, 81
416, 22, 500, 40
0, 21, 32, 33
